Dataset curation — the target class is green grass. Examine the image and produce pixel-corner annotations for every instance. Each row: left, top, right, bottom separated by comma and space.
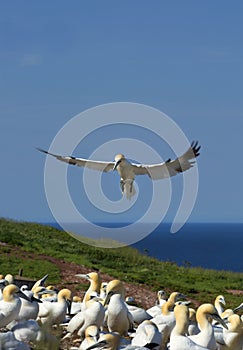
0, 218, 242, 308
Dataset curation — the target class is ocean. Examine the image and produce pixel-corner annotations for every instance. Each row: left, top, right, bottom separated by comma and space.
46, 222, 243, 273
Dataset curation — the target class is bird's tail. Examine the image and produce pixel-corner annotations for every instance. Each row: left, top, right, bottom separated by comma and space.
123, 180, 136, 200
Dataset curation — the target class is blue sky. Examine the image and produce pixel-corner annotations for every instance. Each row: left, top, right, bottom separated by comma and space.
1, 1, 243, 225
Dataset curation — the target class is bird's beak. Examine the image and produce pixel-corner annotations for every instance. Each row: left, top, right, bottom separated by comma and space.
103, 291, 114, 306
113, 159, 121, 171
211, 313, 228, 329
75, 274, 90, 280
66, 299, 72, 315
86, 340, 107, 350
17, 290, 32, 302
113, 162, 118, 171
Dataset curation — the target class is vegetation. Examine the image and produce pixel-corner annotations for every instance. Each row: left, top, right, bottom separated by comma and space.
0, 218, 242, 308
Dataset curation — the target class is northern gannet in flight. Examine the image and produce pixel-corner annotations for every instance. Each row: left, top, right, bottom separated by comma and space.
37, 141, 200, 199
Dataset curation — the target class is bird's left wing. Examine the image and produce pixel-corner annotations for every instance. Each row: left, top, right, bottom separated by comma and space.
132, 141, 200, 180
37, 148, 115, 172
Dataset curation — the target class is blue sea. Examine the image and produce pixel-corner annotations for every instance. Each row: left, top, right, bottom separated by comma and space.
46, 222, 243, 273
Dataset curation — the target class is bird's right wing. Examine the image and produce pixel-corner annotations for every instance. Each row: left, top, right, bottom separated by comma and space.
36, 148, 115, 172
132, 141, 200, 180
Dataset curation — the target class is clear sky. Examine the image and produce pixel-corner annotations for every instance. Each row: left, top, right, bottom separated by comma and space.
1, 1, 243, 225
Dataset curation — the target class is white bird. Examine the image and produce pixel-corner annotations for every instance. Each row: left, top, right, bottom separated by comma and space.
169, 304, 210, 350
76, 272, 101, 309
151, 291, 186, 348
11, 319, 40, 344
0, 331, 31, 350
188, 303, 228, 350
37, 141, 200, 199
214, 295, 226, 317
216, 313, 243, 350
131, 320, 162, 350
79, 325, 100, 350
125, 297, 152, 325
146, 290, 167, 318
0, 284, 30, 328
104, 280, 134, 336
37, 288, 72, 328
16, 285, 41, 321
63, 297, 105, 340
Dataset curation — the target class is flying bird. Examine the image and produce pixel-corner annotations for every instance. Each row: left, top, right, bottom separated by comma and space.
37, 141, 200, 199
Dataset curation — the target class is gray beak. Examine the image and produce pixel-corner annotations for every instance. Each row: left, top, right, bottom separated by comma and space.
17, 290, 32, 302
103, 291, 114, 306
211, 313, 228, 329
113, 159, 121, 171
66, 299, 72, 315
86, 340, 107, 350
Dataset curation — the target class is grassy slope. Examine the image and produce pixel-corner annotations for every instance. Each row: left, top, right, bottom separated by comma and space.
0, 218, 242, 307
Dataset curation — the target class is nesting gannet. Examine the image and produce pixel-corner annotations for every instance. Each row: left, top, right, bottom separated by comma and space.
169, 304, 209, 350
125, 297, 152, 325
100, 282, 108, 300
104, 280, 134, 336
215, 314, 243, 350
188, 303, 228, 350
151, 291, 186, 349
37, 288, 72, 327
79, 325, 100, 350
85, 332, 121, 350
16, 285, 41, 321
11, 319, 40, 344
146, 290, 167, 318
214, 295, 226, 317
37, 141, 200, 199
76, 272, 101, 308
0, 284, 30, 328
63, 297, 105, 340
0, 331, 31, 350
188, 308, 200, 336
131, 319, 162, 350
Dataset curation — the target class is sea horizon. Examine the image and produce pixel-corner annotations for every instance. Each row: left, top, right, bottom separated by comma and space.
41, 221, 243, 273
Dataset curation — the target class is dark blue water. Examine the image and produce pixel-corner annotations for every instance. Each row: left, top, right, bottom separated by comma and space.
45, 222, 243, 273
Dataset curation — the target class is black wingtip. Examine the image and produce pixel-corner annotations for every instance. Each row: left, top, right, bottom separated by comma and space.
36, 147, 48, 154
191, 141, 201, 157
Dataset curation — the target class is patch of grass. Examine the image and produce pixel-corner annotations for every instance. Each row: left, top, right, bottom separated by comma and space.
0, 218, 242, 307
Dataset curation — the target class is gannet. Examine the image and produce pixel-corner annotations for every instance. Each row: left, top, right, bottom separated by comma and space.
37, 288, 72, 328
104, 280, 134, 336
100, 282, 108, 300
79, 325, 100, 350
76, 272, 101, 308
146, 290, 167, 318
125, 297, 152, 325
37, 141, 200, 199
188, 308, 200, 336
131, 319, 162, 350
16, 285, 41, 321
215, 314, 243, 350
31, 274, 49, 291
0, 284, 30, 328
214, 295, 226, 317
63, 297, 105, 340
11, 319, 40, 344
169, 304, 210, 350
188, 303, 228, 350
85, 332, 121, 350
151, 291, 186, 349
0, 331, 31, 350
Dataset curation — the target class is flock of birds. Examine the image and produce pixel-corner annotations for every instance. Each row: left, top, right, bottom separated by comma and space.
0, 271, 242, 350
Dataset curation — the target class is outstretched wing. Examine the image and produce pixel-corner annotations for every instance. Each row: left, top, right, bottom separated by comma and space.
36, 148, 115, 172
132, 141, 200, 180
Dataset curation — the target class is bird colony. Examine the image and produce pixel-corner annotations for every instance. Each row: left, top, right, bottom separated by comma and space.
0, 272, 242, 350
